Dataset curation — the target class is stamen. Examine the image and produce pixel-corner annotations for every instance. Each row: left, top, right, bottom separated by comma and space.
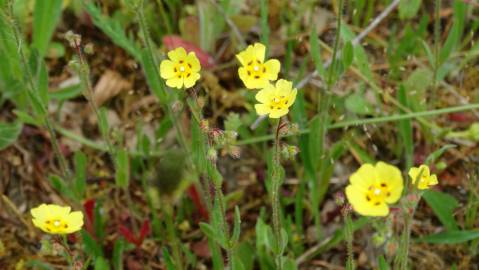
253, 65, 259, 71
179, 66, 185, 72
53, 220, 61, 227
373, 189, 381, 196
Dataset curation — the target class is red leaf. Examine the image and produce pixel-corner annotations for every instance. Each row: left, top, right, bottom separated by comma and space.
119, 225, 140, 247
448, 112, 473, 123
83, 199, 95, 223
187, 185, 209, 221
138, 220, 151, 243
83, 199, 96, 235
162, 35, 215, 69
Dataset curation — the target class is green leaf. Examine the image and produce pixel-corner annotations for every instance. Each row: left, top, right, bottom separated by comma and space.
353, 45, 373, 82
399, 0, 422, 19
112, 238, 125, 270
81, 230, 104, 257
94, 256, 110, 270
345, 92, 374, 115
418, 230, 479, 244
98, 107, 109, 139
32, 0, 63, 56
423, 190, 459, 231
397, 85, 413, 168
26, 90, 47, 117
162, 247, 177, 270
231, 206, 241, 244
38, 61, 49, 105
342, 41, 354, 69
425, 144, 456, 165
49, 83, 82, 101
0, 121, 22, 150
13, 110, 40, 126
438, 0, 465, 65
310, 24, 326, 79
378, 255, 390, 270
140, 49, 167, 104
115, 148, 130, 188
84, 3, 141, 61
73, 151, 87, 200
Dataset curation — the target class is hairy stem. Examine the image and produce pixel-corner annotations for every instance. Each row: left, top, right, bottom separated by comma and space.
8, 2, 71, 179
272, 118, 283, 270
431, 0, 442, 107
344, 211, 355, 270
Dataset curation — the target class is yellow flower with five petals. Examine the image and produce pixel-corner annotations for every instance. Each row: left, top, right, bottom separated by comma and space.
236, 43, 281, 89
31, 204, 84, 234
160, 47, 201, 89
345, 162, 404, 217
409, 164, 438, 190
254, 79, 297, 118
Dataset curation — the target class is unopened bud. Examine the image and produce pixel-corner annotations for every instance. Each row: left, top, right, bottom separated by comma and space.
289, 123, 300, 135
65, 30, 81, 48
335, 192, 345, 206
199, 119, 209, 133
84, 43, 94, 54
229, 146, 241, 159
171, 100, 183, 113
207, 148, 217, 163
196, 96, 206, 109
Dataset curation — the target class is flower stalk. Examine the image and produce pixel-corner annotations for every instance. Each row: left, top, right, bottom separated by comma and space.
6, 1, 71, 179
272, 118, 284, 269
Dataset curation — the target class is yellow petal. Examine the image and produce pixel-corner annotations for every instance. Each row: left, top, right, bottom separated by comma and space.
255, 104, 270, 116
184, 72, 201, 88
269, 108, 288, 118
346, 185, 389, 216
31, 204, 48, 220
288, 88, 298, 107
349, 163, 376, 190
236, 45, 255, 66
252, 43, 266, 62
375, 162, 403, 204
160, 59, 176, 79
49, 205, 71, 217
263, 59, 280, 80
65, 211, 84, 233
168, 47, 187, 62
255, 85, 274, 103
186, 52, 201, 72
275, 79, 292, 95
166, 77, 184, 89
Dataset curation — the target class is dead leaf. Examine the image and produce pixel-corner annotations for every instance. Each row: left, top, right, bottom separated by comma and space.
93, 70, 131, 106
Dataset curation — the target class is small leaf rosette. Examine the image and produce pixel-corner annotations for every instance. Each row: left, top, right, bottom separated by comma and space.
31, 204, 84, 234
160, 47, 201, 89
236, 43, 280, 89
254, 79, 297, 118
408, 164, 438, 190
345, 162, 404, 217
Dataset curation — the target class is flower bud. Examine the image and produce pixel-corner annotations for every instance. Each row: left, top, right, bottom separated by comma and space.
207, 148, 217, 163
335, 192, 345, 206
199, 119, 209, 133
84, 43, 94, 54
64, 30, 81, 48
171, 100, 183, 113
228, 146, 241, 159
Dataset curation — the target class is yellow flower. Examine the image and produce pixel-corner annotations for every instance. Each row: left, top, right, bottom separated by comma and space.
254, 79, 297, 118
409, 165, 438, 190
31, 204, 84, 234
345, 162, 404, 217
160, 47, 201, 89
236, 43, 281, 89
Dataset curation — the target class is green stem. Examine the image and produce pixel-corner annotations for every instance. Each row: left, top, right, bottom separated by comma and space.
272, 119, 283, 270
394, 190, 420, 269
74, 41, 116, 159
237, 103, 479, 145
163, 205, 184, 270
8, 2, 71, 179
344, 212, 355, 270
214, 182, 233, 268
431, 0, 442, 107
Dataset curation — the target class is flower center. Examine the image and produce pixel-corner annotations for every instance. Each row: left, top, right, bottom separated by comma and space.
45, 219, 69, 232
174, 60, 193, 79
365, 182, 391, 206
246, 59, 266, 79
269, 96, 289, 110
